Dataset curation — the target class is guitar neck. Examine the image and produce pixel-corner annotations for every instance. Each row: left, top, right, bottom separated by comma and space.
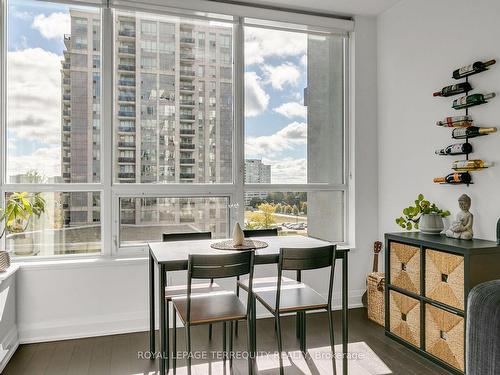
372, 253, 379, 273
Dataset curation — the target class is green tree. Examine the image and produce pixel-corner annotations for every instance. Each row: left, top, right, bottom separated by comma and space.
292, 205, 299, 216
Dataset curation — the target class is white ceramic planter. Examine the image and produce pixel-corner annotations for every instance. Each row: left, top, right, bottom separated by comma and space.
419, 213, 444, 234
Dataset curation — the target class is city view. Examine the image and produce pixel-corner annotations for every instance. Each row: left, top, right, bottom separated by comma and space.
5, 0, 343, 256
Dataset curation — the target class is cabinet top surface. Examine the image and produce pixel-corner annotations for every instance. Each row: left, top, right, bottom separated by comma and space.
386, 232, 500, 253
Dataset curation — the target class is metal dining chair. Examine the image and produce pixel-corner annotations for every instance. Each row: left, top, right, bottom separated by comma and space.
162, 232, 220, 368
238, 244, 338, 375
234, 228, 279, 336
171, 251, 255, 375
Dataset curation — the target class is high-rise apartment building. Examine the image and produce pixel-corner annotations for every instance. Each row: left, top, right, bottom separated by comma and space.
244, 159, 271, 205
61, 10, 233, 239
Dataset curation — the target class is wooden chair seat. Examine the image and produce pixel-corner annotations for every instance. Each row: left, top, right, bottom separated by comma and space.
238, 276, 328, 313
165, 282, 223, 301
172, 292, 247, 326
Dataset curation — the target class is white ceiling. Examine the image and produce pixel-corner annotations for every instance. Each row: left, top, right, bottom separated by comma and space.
244, 0, 402, 16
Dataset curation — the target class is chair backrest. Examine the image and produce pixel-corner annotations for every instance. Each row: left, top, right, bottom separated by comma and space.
276, 244, 337, 311
243, 228, 278, 238
162, 231, 212, 242
186, 251, 255, 323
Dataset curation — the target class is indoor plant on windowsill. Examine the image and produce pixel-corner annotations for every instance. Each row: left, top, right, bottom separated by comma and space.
0, 192, 46, 263
395, 194, 451, 234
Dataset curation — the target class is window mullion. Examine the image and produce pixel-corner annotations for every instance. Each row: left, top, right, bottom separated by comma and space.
102, 5, 114, 257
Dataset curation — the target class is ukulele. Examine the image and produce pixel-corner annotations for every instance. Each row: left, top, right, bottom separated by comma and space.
362, 241, 383, 308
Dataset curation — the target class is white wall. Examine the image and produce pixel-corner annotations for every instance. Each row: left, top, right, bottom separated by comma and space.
15, 17, 379, 344
378, 0, 500, 243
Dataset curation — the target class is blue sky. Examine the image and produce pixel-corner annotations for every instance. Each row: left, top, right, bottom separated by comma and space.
6, 1, 310, 183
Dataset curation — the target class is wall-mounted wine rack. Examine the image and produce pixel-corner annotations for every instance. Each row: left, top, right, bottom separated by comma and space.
434, 59, 497, 186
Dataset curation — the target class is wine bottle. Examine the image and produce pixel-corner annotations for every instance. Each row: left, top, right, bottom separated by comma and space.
452, 159, 492, 172
452, 93, 495, 110
436, 115, 473, 127
435, 142, 472, 155
433, 172, 472, 184
452, 59, 496, 79
433, 82, 472, 97
452, 126, 497, 139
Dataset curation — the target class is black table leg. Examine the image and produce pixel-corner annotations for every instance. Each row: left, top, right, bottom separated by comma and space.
159, 264, 167, 375
149, 252, 155, 357
342, 252, 349, 375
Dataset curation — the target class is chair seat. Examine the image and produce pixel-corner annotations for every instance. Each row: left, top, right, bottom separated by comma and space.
165, 282, 223, 301
238, 276, 328, 313
172, 292, 247, 325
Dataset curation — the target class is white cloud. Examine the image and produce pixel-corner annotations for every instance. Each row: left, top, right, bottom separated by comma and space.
245, 72, 270, 117
7, 48, 62, 150
262, 63, 301, 90
274, 102, 307, 119
245, 122, 307, 157
10, 7, 32, 21
245, 27, 307, 66
264, 158, 307, 184
7, 147, 61, 181
32, 12, 70, 39
300, 55, 307, 66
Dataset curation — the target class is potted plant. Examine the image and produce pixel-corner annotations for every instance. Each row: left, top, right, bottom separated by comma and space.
0, 192, 46, 260
396, 194, 450, 234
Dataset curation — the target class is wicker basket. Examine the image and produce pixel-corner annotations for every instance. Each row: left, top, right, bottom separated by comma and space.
425, 303, 464, 371
390, 242, 421, 294
389, 290, 420, 347
367, 272, 385, 326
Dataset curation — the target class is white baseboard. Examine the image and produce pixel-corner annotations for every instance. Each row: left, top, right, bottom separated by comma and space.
0, 325, 19, 373
19, 289, 365, 344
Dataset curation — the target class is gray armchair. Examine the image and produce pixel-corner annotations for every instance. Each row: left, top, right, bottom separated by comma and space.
467, 280, 500, 375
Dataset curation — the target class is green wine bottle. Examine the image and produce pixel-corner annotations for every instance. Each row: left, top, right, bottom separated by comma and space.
452, 93, 495, 110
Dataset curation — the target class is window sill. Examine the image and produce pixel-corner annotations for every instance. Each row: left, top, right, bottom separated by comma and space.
13, 256, 148, 271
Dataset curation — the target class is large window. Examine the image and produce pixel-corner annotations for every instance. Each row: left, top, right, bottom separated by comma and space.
243, 24, 345, 242
0, 0, 349, 258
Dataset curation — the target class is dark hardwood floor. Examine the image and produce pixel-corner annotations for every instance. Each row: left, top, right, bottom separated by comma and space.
4, 308, 451, 375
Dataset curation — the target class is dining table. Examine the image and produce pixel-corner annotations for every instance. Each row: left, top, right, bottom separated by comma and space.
148, 235, 350, 375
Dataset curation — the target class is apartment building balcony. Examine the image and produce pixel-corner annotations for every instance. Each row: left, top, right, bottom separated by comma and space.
63, 94, 71, 101
180, 215, 195, 223
118, 47, 136, 55
180, 37, 195, 45
179, 143, 195, 150
118, 64, 136, 72
118, 29, 136, 38
180, 129, 195, 135
118, 157, 135, 163
118, 95, 136, 102
180, 53, 195, 63
63, 78, 71, 86
180, 23, 195, 30
118, 173, 135, 179
64, 34, 71, 49
62, 62, 71, 70
118, 80, 136, 87
62, 157, 71, 163
62, 173, 71, 179
180, 173, 195, 179
63, 125, 71, 132
180, 69, 196, 80
180, 100, 195, 107
179, 84, 195, 92
180, 158, 195, 165
118, 111, 136, 118
62, 141, 71, 148
118, 126, 136, 133
180, 114, 195, 121
118, 142, 136, 148
62, 110, 71, 118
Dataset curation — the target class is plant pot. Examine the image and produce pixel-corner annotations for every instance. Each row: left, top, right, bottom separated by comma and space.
419, 213, 444, 234
11, 235, 35, 256
0, 251, 10, 272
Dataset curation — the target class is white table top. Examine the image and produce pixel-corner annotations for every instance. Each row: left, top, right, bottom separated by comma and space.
149, 235, 349, 271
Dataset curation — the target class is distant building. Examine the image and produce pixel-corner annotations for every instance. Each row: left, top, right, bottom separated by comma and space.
244, 159, 271, 205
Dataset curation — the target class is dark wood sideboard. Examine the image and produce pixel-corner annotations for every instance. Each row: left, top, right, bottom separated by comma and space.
384, 232, 500, 374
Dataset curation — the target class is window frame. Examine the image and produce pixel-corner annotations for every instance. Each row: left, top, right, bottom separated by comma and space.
0, 0, 351, 261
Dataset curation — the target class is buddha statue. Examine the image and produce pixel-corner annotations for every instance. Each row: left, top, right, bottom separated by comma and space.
446, 194, 474, 240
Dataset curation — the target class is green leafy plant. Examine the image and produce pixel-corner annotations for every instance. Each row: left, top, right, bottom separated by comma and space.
0, 192, 46, 238
396, 194, 450, 230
